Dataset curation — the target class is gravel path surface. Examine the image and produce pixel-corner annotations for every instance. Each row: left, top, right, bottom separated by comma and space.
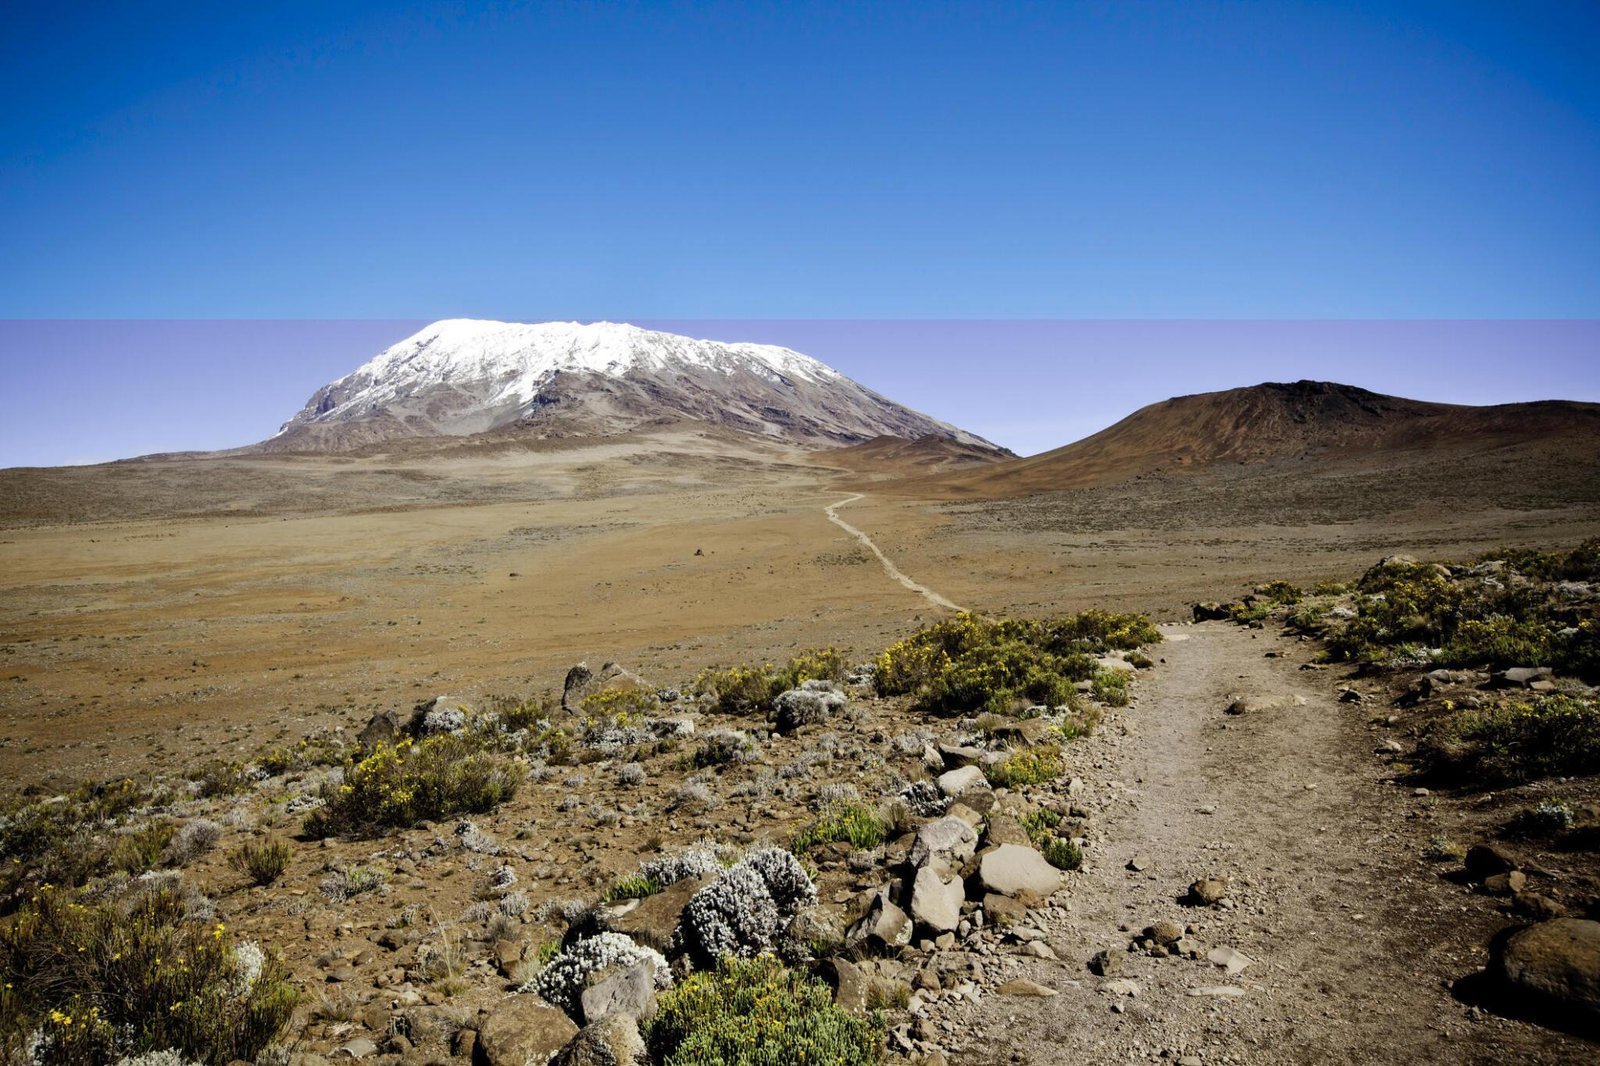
932, 622, 1589, 1065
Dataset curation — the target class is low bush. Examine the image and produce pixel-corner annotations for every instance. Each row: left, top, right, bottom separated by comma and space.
676, 849, 816, 966
523, 931, 668, 1017
106, 822, 176, 876
985, 747, 1063, 789
695, 647, 850, 714
1091, 668, 1130, 707
1419, 694, 1600, 784
644, 955, 883, 1066
304, 735, 522, 837
874, 611, 1158, 716
689, 729, 757, 769
229, 836, 291, 887
0, 886, 296, 1066
1259, 580, 1303, 605
791, 803, 887, 852
1018, 807, 1080, 870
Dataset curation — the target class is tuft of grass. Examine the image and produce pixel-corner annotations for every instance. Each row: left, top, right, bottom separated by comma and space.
791, 803, 887, 853
106, 821, 176, 876
0, 885, 296, 1066
984, 746, 1064, 789
304, 734, 522, 838
602, 874, 663, 903
644, 955, 884, 1066
229, 836, 292, 887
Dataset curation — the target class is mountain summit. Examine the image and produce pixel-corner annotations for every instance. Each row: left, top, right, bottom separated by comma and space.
266, 319, 995, 452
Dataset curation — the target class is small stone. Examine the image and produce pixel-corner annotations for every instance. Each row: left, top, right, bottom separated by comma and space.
1088, 949, 1123, 976
1187, 878, 1229, 906
1102, 978, 1140, 997
1207, 946, 1254, 975
1127, 855, 1151, 872
1187, 985, 1248, 998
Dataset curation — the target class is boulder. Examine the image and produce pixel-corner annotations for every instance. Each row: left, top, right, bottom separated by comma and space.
909, 816, 978, 874
821, 956, 870, 1010
552, 1013, 646, 1066
562, 661, 648, 714
983, 814, 1032, 849
413, 696, 472, 736
978, 844, 1063, 900
849, 889, 913, 950
1493, 918, 1600, 1021
474, 997, 578, 1066
357, 710, 403, 754
1492, 667, 1556, 690
981, 893, 1030, 928
909, 867, 963, 934
1465, 843, 1521, 882
580, 961, 659, 1024
936, 765, 990, 800
604, 876, 711, 954
1192, 603, 1233, 622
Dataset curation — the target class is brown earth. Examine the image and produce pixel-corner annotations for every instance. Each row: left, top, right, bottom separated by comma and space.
2, 410, 1600, 1063
3, 418, 1599, 792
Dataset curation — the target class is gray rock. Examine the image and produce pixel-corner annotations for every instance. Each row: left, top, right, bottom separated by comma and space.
909, 866, 964, 933
1089, 949, 1123, 976
1493, 666, 1556, 689
909, 816, 978, 874
357, 710, 403, 754
850, 889, 913, 949
978, 844, 1063, 900
937, 765, 990, 800
580, 961, 659, 1024
1187, 985, 1248, 998
1494, 918, 1600, 1019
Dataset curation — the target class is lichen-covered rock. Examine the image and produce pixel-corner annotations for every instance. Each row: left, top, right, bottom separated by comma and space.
413, 696, 471, 736
909, 816, 978, 875
475, 997, 578, 1066
552, 1013, 646, 1066
579, 961, 660, 1025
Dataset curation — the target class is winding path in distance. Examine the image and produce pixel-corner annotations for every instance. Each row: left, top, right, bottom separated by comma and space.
824, 493, 966, 612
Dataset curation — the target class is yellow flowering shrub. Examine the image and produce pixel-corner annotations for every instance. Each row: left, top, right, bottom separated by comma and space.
305, 733, 523, 837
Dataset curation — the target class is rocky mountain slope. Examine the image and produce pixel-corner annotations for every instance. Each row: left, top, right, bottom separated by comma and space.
917, 381, 1600, 498
263, 320, 994, 452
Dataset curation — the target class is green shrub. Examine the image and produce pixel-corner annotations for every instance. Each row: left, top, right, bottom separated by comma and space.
106, 821, 176, 876
984, 747, 1063, 789
304, 734, 523, 837
1038, 835, 1083, 871
695, 647, 850, 714
644, 955, 883, 1066
0, 886, 297, 1066
191, 759, 251, 799
229, 836, 291, 887
1312, 579, 1349, 596
792, 803, 887, 852
1421, 694, 1600, 784
874, 613, 1137, 716
1228, 601, 1271, 624
1488, 539, 1600, 582
1260, 580, 1304, 605
1091, 668, 1130, 707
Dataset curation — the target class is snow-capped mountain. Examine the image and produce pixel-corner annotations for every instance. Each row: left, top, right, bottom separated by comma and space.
265, 319, 997, 452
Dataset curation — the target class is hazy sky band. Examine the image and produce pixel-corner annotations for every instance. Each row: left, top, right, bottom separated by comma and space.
2, 319, 1595, 468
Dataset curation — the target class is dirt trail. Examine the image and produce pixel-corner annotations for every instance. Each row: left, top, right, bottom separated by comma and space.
949, 622, 1586, 1065
825, 492, 966, 612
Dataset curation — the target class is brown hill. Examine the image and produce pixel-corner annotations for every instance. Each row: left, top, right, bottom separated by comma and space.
911, 380, 1600, 499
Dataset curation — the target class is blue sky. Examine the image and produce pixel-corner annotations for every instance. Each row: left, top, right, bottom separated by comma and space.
1, 2, 1597, 464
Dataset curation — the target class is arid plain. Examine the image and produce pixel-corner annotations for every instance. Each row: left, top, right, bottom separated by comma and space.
4, 416, 1597, 793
